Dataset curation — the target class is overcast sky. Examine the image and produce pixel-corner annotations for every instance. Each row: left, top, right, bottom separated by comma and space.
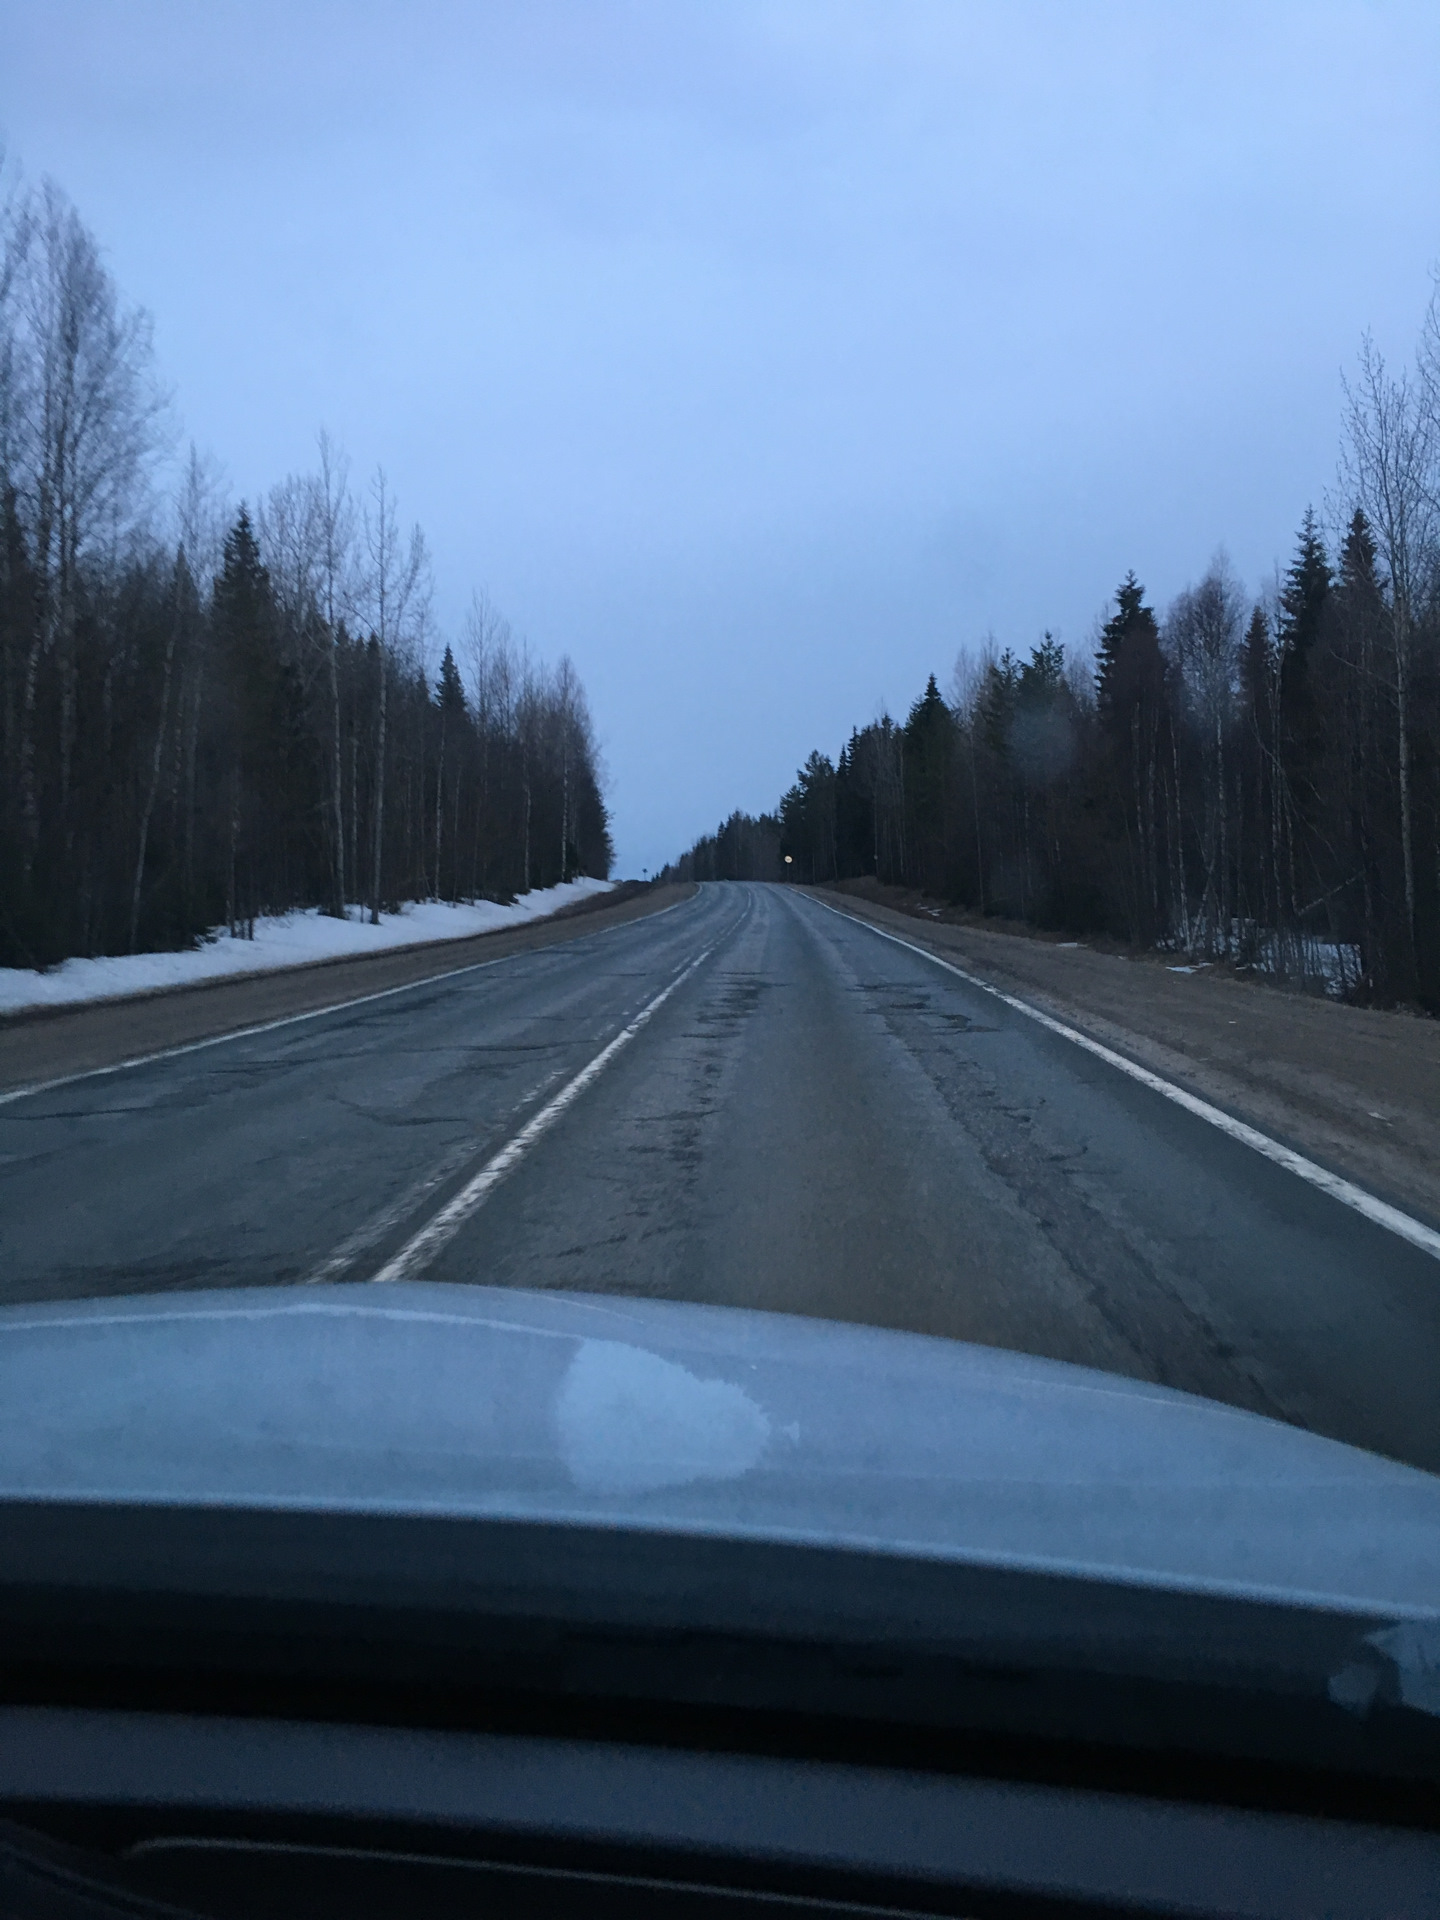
3, 3, 1438, 875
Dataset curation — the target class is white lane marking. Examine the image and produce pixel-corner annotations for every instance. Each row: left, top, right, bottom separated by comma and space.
369, 946, 715, 1285
301, 1067, 567, 1285
0, 892, 700, 1110
806, 895, 1440, 1265
0, 964, 514, 1110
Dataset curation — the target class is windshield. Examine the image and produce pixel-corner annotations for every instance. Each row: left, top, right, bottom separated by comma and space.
1, 1, 1439, 1765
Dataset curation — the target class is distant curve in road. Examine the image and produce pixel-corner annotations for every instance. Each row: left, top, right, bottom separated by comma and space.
4, 881, 1438, 1472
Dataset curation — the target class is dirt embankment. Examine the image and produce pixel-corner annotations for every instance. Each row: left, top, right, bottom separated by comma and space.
816, 878, 1440, 1230
0, 882, 695, 1096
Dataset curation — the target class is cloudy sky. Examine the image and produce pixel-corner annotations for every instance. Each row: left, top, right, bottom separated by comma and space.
4, 2, 1438, 874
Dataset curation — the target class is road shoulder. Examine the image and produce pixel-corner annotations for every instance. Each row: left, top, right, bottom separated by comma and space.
809, 884, 1440, 1231
0, 883, 696, 1095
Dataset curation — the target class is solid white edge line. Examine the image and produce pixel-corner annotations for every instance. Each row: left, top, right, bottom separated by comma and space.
0, 891, 697, 1109
369, 946, 714, 1285
805, 894, 1440, 1266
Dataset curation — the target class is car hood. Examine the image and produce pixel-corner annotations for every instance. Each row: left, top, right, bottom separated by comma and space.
1, 1282, 1437, 1619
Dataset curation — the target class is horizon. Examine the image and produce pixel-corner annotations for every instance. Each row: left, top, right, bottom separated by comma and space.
4, 1, 1439, 873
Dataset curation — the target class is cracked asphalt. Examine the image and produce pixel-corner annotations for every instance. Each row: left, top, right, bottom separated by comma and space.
4, 881, 1439, 1470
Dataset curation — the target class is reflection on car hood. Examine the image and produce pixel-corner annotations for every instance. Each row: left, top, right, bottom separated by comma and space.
1, 1282, 1437, 1616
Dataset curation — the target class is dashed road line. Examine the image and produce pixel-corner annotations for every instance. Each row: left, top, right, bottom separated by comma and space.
368, 945, 715, 1284
301, 1068, 567, 1285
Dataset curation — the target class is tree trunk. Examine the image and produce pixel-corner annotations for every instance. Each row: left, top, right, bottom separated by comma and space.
560, 737, 569, 884
1395, 609, 1417, 965
329, 630, 345, 916
522, 759, 531, 895
129, 587, 181, 952
370, 649, 387, 924
435, 709, 446, 901
348, 718, 358, 915
227, 768, 239, 939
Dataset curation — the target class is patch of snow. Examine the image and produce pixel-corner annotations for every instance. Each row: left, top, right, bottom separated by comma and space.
0, 879, 615, 1016
1161, 922, 1365, 998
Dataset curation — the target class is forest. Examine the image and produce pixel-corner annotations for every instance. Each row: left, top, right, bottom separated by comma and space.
669, 314, 1440, 1013
0, 173, 611, 973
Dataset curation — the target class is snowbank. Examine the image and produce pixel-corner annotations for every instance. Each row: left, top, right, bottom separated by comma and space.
0, 879, 615, 1016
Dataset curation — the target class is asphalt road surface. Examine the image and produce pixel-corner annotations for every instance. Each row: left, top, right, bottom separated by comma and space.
5, 881, 1438, 1471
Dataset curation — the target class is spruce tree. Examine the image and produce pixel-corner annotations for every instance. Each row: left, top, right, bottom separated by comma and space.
1277, 507, 1331, 723
1336, 507, 1380, 609
980, 651, 1019, 757
903, 675, 954, 892
1093, 575, 1168, 943
436, 643, 466, 717
1018, 632, 1065, 704
1095, 572, 1164, 737
213, 507, 318, 934
1332, 508, 1401, 996
433, 644, 467, 899
1276, 509, 1332, 910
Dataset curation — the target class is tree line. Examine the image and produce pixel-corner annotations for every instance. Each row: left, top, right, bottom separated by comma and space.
668, 308, 1440, 1012
0, 169, 610, 971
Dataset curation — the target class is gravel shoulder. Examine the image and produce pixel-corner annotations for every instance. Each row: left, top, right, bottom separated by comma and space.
814, 880, 1440, 1232
0, 882, 695, 1096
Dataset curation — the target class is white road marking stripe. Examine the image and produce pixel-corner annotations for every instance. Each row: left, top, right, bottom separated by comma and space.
0, 893, 696, 1109
301, 1068, 567, 1285
807, 895, 1440, 1265
0, 963, 514, 1109
368, 947, 714, 1285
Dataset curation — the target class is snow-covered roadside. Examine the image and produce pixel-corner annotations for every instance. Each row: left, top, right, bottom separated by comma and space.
0, 879, 615, 1016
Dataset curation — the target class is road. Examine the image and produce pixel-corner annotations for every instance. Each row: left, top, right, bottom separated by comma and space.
4, 881, 1439, 1471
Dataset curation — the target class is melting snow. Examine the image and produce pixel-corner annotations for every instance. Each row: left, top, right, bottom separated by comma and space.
0, 879, 614, 1016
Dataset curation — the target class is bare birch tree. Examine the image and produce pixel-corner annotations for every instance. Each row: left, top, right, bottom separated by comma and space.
554, 653, 581, 881
1341, 334, 1435, 975
360, 467, 428, 922
11, 180, 165, 864
173, 443, 228, 909
128, 549, 194, 949
314, 430, 355, 912
463, 591, 515, 900
1168, 555, 1244, 955
0, 151, 33, 489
